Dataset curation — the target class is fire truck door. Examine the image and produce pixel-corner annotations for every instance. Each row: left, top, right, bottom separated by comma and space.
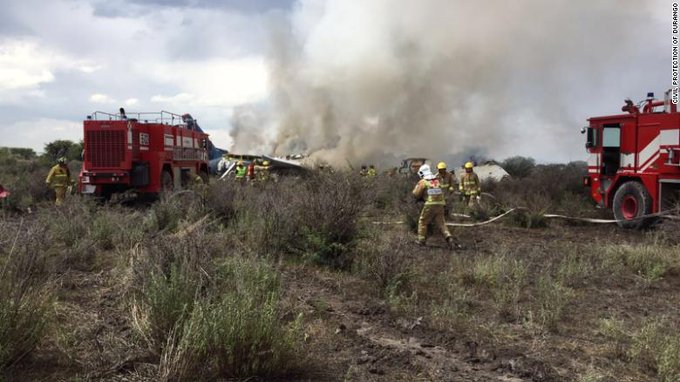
601, 124, 621, 177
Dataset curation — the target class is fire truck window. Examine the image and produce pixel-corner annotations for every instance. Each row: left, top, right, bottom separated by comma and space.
586, 128, 597, 148
602, 127, 620, 148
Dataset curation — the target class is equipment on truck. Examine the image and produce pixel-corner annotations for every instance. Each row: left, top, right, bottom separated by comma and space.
180, 113, 228, 174
583, 89, 680, 228
79, 110, 210, 199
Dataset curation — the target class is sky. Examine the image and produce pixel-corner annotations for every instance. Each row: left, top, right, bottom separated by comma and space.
0, 0, 671, 165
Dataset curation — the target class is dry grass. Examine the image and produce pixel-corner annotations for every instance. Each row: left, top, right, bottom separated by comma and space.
0, 219, 55, 371
1, 161, 680, 381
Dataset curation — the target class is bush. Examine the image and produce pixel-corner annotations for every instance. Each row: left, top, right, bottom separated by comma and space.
161, 257, 302, 380
228, 180, 299, 257
295, 172, 365, 268
225, 172, 365, 268
0, 220, 55, 370
501, 156, 536, 178
0, 158, 55, 212
354, 230, 415, 298
130, 235, 302, 381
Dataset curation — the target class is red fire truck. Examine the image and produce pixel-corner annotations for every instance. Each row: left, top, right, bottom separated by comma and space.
79, 110, 210, 199
584, 89, 680, 228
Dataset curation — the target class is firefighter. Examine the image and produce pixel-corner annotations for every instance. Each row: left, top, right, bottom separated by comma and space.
259, 160, 271, 182
413, 164, 455, 249
46, 157, 73, 206
234, 160, 247, 183
459, 161, 481, 208
435, 162, 456, 216
247, 162, 256, 182
367, 165, 377, 177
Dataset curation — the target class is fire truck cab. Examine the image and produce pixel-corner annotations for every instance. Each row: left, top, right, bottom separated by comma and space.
79, 110, 210, 199
584, 90, 680, 228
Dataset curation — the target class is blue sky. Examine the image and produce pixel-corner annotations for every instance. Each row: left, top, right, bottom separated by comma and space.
0, 0, 671, 164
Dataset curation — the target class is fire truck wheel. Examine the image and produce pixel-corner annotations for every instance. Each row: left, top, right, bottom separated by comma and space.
612, 181, 652, 229
161, 170, 173, 192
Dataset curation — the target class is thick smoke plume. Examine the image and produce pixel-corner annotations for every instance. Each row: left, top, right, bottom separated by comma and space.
232, 0, 661, 167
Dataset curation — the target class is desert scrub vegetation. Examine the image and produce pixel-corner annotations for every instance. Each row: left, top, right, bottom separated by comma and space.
0, 151, 81, 212
601, 244, 680, 283
354, 229, 415, 299
129, 233, 303, 381
221, 172, 366, 268
0, 219, 55, 371
598, 316, 680, 381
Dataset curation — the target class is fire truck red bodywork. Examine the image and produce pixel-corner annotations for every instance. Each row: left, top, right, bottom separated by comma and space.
79, 111, 209, 198
584, 90, 680, 228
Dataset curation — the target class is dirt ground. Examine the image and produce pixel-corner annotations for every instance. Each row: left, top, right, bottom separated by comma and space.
4, 218, 679, 382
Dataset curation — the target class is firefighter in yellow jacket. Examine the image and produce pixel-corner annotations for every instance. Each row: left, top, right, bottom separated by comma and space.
459, 161, 481, 208
413, 164, 454, 249
46, 157, 73, 206
435, 161, 456, 216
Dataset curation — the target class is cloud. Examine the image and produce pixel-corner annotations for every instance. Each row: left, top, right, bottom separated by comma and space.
124, 98, 138, 106
78, 65, 103, 74
146, 57, 268, 107
0, 118, 82, 152
0, 39, 55, 91
0, 37, 106, 105
89, 93, 116, 103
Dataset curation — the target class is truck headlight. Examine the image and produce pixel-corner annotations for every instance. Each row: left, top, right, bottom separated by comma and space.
81, 176, 90, 184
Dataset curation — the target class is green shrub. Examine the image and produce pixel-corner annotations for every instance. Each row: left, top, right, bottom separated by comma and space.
130, 234, 213, 354
295, 172, 365, 268
629, 318, 680, 380
130, 236, 302, 381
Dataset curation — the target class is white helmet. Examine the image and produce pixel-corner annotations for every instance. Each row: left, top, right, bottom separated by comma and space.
417, 164, 434, 180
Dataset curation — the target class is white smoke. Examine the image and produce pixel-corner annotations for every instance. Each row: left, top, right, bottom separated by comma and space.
232, 0, 664, 167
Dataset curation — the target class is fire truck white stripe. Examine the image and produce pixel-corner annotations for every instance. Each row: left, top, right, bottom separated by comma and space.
640, 152, 660, 172
637, 135, 659, 170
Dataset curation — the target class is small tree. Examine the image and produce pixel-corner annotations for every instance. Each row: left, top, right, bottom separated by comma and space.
43, 140, 82, 161
502, 156, 536, 178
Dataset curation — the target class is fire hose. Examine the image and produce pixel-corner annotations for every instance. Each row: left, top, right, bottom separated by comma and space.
373, 208, 679, 227
445, 208, 676, 227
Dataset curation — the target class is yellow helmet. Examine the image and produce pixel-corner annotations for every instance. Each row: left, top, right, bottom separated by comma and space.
237, 160, 244, 166
437, 161, 447, 170
263, 160, 269, 166
464, 161, 474, 169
